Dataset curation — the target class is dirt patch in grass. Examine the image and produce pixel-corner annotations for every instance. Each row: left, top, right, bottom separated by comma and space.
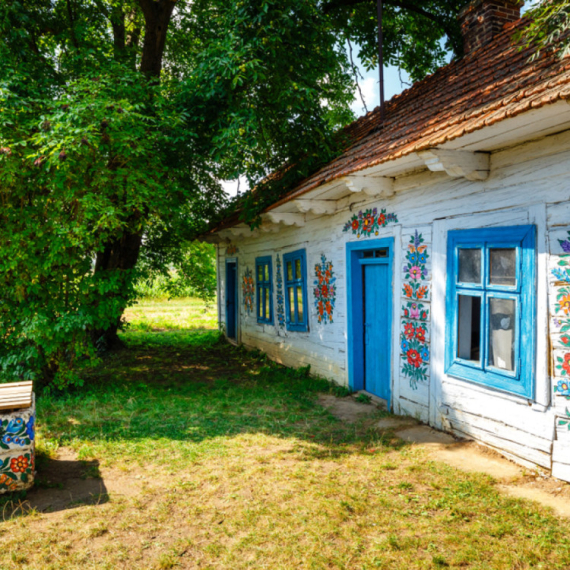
317, 394, 379, 423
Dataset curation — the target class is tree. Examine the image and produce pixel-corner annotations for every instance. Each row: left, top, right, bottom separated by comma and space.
0, 0, 465, 389
324, 0, 467, 83
516, 0, 570, 60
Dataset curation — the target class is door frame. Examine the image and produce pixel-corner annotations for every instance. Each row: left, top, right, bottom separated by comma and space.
225, 258, 238, 342
346, 237, 394, 406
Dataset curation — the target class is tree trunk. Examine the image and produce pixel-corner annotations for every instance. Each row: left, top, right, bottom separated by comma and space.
94, 0, 175, 349
93, 230, 144, 350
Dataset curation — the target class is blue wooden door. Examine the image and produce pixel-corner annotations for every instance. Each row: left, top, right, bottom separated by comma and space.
363, 262, 391, 400
226, 262, 237, 340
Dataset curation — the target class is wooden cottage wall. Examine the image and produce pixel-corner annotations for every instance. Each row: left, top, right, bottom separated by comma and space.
548, 217, 570, 480
217, 127, 570, 475
218, 222, 354, 383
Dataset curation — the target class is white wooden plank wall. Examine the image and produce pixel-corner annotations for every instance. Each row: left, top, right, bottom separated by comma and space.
216, 127, 570, 477
548, 220, 570, 480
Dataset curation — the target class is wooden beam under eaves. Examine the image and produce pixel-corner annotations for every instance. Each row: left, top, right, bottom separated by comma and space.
417, 149, 490, 181
264, 212, 306, 227
229, 224, 254, 237
341, 175, 395, 198
293, 199, 338, 215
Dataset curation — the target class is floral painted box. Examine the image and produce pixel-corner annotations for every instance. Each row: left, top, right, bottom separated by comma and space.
0, 395, 35, 494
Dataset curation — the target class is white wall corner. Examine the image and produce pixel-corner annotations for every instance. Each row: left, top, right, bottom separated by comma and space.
417, 149, 490, 181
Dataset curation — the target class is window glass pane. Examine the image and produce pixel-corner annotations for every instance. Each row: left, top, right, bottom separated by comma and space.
488, 297, 516, 371
297, 287, 304, 323
287, 262, 293, 281
258, 291, 262, 318
458, 249, 481, 284
288, 287, 295, 321
257, 265, 263, 281
295, 259, 302, 279
490, 248, 516, 286
362, 251, 373, 259
457, 295, 481, 363
265, 264, 269, 281
375, 249, 388, 258
263, 290, 268, 320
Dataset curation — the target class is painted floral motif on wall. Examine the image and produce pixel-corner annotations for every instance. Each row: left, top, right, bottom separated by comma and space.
276, 255, 285, 328
555, 379, 570, 397
0, 416, 35, 450
343, 208, 398, 238
556, 354, 570, 379
552, 232, 570, 283
314, 254, 336, 324
0, 452, 34, 491
552, 233, 570, 346
0, 401, 35, 494
242, 268, 254, 315
400, 231, 431, 390
559, 408, 570, 431
226, 244, 238, 256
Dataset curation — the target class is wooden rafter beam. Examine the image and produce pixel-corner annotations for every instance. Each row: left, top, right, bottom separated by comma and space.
341, 175, 395, 198
417, 149, 490, 181
293, 199, 338, 215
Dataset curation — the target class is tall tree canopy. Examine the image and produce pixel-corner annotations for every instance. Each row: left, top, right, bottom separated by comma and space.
518, 0, 570, 59
0, 0, 466, 389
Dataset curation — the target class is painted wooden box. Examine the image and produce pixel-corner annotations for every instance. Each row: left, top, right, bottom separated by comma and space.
0, 387, 35, 494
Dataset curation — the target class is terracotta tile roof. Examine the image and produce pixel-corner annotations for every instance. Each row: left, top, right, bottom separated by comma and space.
264, 18, 570, 209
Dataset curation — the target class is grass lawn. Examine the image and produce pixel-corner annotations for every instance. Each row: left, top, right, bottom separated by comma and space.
1, 298, 570, 569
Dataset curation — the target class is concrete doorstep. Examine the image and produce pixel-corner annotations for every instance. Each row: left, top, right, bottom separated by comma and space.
395, 424, 570, 519
317, 393, 570, 519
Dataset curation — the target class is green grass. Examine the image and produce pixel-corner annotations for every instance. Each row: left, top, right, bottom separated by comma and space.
123, 296, 217, 333
1, 299, 570, 569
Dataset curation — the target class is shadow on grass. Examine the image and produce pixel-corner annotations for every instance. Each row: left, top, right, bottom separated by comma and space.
30, 331, 408, 489
1, 456, 108, 520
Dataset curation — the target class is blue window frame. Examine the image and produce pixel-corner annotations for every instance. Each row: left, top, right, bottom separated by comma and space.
445, 225, 536, 398
256, 256, 273, 324
283, 249, 308, 332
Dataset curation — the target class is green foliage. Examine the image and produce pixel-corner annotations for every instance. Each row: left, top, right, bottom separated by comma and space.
0, 0, 352, 388
0, 0, 469, 389
516, 0, 570, 60
135, 242, 217, 301
324, 0, 467, 83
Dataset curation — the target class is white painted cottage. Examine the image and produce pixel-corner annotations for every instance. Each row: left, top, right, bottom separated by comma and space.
204, 0, 570, 481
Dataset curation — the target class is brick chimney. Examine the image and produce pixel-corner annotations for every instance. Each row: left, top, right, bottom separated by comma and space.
459, 0, 522, 54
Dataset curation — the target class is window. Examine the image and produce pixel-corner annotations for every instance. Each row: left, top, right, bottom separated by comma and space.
446, 225, 536, 398
283, 249, 308, 332
256, 256, 273, 324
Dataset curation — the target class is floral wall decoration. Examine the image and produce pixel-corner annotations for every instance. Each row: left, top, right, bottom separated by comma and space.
556, 354, 570, 380
0, 399, 35, 494
400, 231, 431, 390
276, 255, 285, 328
314, 254, 336, 324
551, 233, 570, 349
242, 268, 254, 315
559, 408, 570, 431
552, 232, 570, 283
343, 208, 398, 238
226, 244, 238, 256
555, 378, 570, 397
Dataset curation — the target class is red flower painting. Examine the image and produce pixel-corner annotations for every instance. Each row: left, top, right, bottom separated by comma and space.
314, 255, 336, 324
407, 349, 422, 368
404, 323, 415, 339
